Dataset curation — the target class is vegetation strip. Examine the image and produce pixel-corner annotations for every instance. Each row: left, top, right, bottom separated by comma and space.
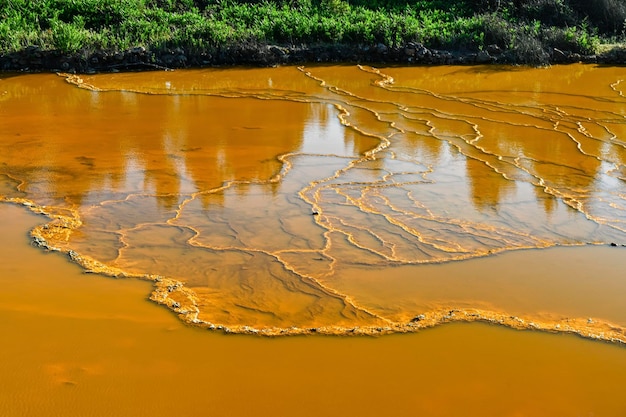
2, 0, 626, 70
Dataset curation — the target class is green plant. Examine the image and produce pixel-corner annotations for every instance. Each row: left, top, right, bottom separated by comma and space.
0, 0, 622, 62
51, 17, 90, 53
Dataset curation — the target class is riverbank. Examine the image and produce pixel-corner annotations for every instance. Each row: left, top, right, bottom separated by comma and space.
3, 41, 626, 74
2, 0, 626, 72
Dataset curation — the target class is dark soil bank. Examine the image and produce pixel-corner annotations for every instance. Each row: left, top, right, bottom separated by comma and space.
2, 42, 626, 73
3, 0, 626, 72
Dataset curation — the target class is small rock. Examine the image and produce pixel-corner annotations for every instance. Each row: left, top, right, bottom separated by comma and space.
411, 314, 426, 322
475, 50, 492, 64
269, 45, 286, 57
486, 44, 502, 55
161, 54, 175, 65
375, 43, 388, 54
415, 44, 431, 59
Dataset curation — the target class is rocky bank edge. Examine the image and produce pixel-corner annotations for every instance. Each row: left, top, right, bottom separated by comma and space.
2, 42, 626, 73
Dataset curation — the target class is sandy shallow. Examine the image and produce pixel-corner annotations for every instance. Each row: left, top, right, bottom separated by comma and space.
2, 203, 626, 417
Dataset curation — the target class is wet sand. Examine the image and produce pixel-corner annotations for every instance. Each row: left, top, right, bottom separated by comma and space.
2, 203, 626, 417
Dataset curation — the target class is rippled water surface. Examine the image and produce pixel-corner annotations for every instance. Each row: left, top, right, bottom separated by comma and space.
1, 64, 625, 340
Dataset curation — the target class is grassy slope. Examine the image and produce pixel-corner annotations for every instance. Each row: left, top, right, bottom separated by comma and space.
1, 0, 625, 64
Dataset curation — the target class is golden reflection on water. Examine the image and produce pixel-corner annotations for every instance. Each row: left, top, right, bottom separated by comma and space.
1, 65, 625, 339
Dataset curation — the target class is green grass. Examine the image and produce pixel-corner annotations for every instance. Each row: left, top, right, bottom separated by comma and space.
1, 0, 624, 61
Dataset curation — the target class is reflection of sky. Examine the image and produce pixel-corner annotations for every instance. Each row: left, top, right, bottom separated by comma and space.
122, 154, 146, 194
3, 67, 626, 256
89, 90, 101, 107
6, 67, 626, 334
300, 104, 350, 156
596, 159, 622, 190
590, 158, 626, 229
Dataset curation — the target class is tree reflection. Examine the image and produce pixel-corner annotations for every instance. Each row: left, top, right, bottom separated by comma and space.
465, 157, 514, 210
0, 74, 313, 210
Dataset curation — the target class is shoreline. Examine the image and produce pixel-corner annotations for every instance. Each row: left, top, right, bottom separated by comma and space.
2, 65, 626, 343
5, 196, 626, 345
3, 201, 626, 417
2, 42, 625, 74
4, 0, 626, 74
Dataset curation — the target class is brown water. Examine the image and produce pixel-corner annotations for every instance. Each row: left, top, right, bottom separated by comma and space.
2, 205, 626, 417
1, 65, 625, 342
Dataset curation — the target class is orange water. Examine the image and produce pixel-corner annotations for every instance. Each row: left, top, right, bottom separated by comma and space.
2, 204, 626, 417
2, 64, 626, 416
1, 65, 625, 338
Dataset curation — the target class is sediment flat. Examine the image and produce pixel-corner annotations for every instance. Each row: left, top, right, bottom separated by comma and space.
3, 203, 626, 417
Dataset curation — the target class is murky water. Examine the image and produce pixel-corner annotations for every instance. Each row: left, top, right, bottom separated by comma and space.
1, 65, 625, 342
3, 205, 626, 417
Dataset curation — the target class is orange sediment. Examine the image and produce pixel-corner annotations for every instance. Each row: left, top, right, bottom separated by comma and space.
1, 64, 625, 341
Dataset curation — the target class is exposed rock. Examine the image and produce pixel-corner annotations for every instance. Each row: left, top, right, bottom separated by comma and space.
2, 42, 626, 73
486, 44, 502, 55
375, 43, 388, 54
268, 45, 287, 58
410, 314, 426, 322
475, 50, 492, 64
161, 54, 175, 65
600, 47, 626, 64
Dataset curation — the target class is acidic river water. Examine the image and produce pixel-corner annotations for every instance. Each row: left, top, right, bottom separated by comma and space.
1, 64, 625, 341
